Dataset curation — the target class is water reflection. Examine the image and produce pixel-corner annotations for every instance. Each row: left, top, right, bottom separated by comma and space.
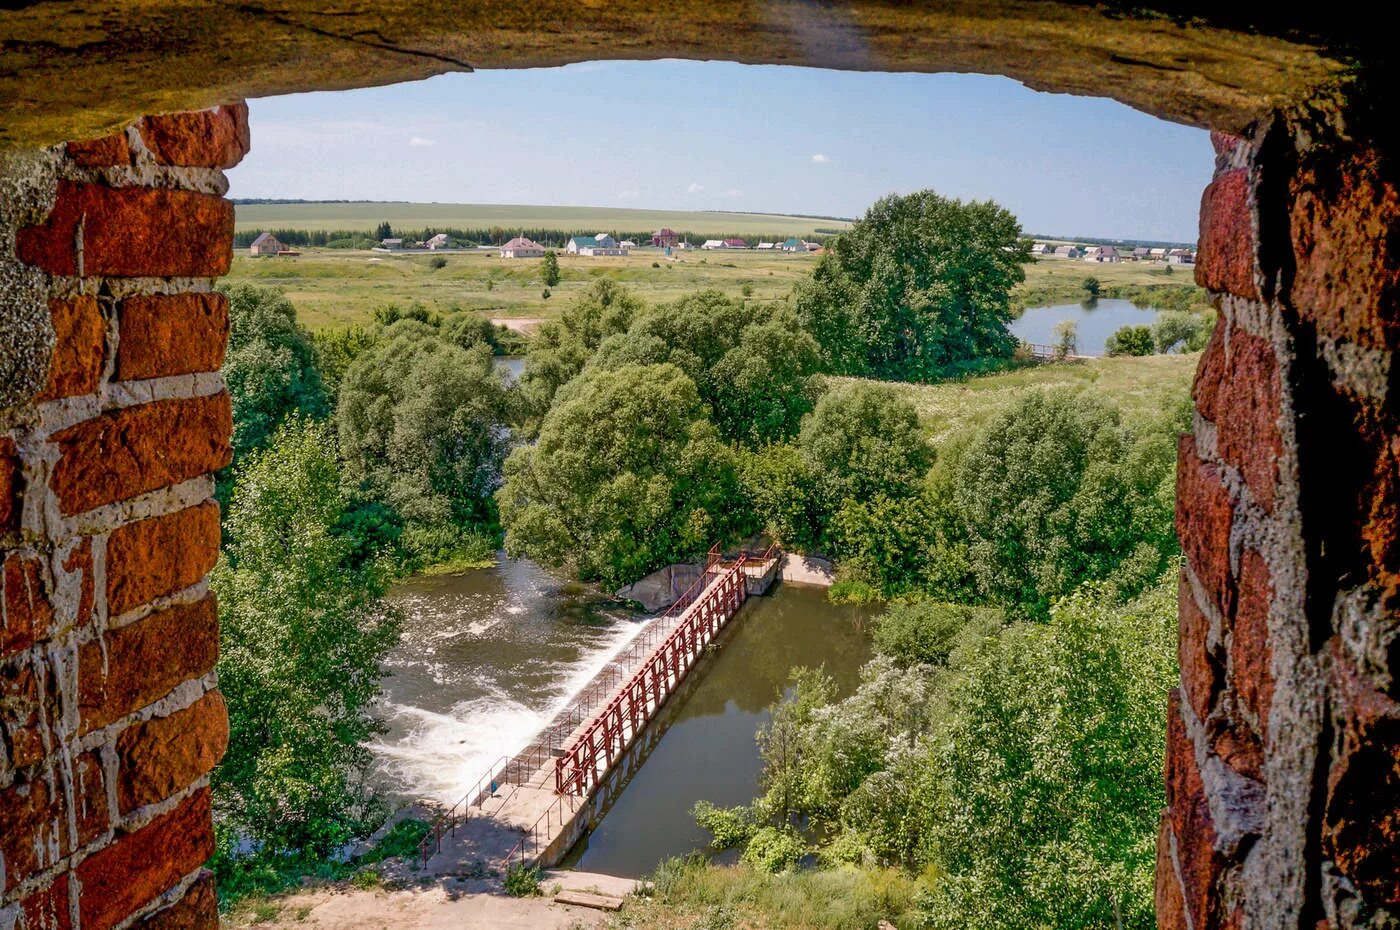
1010, 299, 1160, 356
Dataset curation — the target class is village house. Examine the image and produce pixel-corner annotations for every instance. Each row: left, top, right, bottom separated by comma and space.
425, 233, 449, 250
756, 241, 776, 250
701, 239, 725, 250
619, 239, 637, 249
722, 237, 749, 249
1053, 244, 1083, 259
651, 227, 680, 248
781, 237, 806, 252
248, 231, 284, 256
1030, 242, 1054, 256
567, 233, 628, 256
1149, 247, 1168, 260
378, 237, 404, 249
1084, 245, 1122, 263
1132, 246, 1152, 260
500, 235, 545, 258
1166, 248, 1196, 264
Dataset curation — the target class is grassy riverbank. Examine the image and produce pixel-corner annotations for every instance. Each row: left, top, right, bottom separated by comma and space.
840, 351, 1197, 445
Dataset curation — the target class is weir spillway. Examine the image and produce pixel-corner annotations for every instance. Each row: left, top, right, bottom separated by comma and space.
416, 547, 781, 875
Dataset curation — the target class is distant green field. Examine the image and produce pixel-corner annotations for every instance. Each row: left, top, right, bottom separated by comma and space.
223, 247, 821, 329
233, 201, 852, 238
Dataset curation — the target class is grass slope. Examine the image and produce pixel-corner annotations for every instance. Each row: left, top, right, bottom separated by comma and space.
846, 351, 1197, 445
234, 201, 851, 238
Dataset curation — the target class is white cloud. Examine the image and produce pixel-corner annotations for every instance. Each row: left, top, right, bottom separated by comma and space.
409, 136, 435, 147
811, 153, 829, 164
687, 181, 705, 193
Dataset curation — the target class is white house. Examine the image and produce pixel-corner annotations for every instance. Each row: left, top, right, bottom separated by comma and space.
1030, 242, 1054, 256
1150, 247, 1168, 260
500, 236, 545, 259
756, 242, 776, 250
1166, 248, 1196, 265
1053, 245, 1083, 259
425, 233, 449, 250
248, 232, 284, 256
1084, 246, 1122, 263
701, 239, 725, 250
566, 235, 628, 256
619, 240, 637, 249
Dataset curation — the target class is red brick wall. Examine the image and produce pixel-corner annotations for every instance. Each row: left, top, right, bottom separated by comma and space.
0, 105, 245, 930
1161, 112, 1400, 929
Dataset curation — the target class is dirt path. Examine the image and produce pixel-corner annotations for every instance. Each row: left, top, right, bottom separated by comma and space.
225, 871, 639, 930
491, 317, 547, 334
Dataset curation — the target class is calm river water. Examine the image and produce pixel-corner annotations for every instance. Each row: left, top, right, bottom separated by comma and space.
372, 561, 874, 876
1010, 299, 1160, 356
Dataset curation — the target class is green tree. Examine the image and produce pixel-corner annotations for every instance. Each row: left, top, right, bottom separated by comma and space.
792, 190, 1030, 381
872, 599, 1003, 669
1152, 309, 1215, 353
740, 442, 822, 552
219, 283, 329, 475
498, 363, 748, 588
336, 321, 513, 560
541, 250, 561, 287
797, 382, 932, 543
1105, 324, 1155, 356
374, 220, 392, 241
1082, 275, 1102, 299
1052, 318, 1078, 359
312, 325, 376, 401
519, 279, 644, 421
936, 389, 1179, 617
920, 578, 1177, 930
592, 293, 822, 444
211, 420, 401, 869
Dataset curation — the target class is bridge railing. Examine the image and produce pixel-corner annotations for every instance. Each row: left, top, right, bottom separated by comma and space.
554, 558, 748, 798
416, 753, 509, 868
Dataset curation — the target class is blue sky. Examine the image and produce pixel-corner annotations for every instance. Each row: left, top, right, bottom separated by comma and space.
227, 60, 1211, 243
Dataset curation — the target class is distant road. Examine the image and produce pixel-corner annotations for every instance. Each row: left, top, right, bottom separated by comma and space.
233, 201, 852, 239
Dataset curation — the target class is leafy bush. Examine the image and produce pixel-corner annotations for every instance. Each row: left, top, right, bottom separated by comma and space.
1081, 275, 1101, 298
1104, 324, 1154, 356
872, 600, 1003, 668
504, 863, 542, 897
1152, 309, 1215, 353
741, 827, 807, 873
428, 255, 447, 270
693, 801, 757, 851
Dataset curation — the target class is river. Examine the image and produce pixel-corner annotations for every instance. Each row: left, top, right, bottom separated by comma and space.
371, 560, 874, 876
1010, 298, 1160, 356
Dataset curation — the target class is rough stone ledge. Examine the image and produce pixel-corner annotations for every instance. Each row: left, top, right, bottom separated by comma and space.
104, 370, 226, 410
106, 577, 211, 632
46, 276, 220, 300
64, 477, 214, 542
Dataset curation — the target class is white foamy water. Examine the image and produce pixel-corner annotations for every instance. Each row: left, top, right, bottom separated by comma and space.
369, 557, 647, 806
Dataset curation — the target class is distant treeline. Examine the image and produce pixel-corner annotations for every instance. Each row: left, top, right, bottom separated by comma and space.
233, 227, 837, 250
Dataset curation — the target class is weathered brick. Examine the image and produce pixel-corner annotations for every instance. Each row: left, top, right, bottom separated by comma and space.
2, 552, 54, 655
1232, 549, 1275, 738
19, 873, 72, 930
49, 394, 232, 516
15, 181, 234, 278
0, 773, 67, 894
1155, 811, 1188, 930
117, 690, 227, 814
106, 503, 220, 616
1197, 168, 1259, 300
1178, 569, 1221, 724
134, 871, 217, 930
73, 747, 111, 846
1289, 148, 1400, 351
38, 295, 104, 401
1324, 649, 1400, 908
139, 104, 250, 169
1, 656, 49, 768
1177, 435, 1236, 620
1194, 324, 1282, 512
67, 132, 131, 168
60, 537, 96, 634
116, 293, 229, 381
1, 435, 19, 535
1165, 689, 1227, 930
75, 787, 214, 930
78, 596, 218, 734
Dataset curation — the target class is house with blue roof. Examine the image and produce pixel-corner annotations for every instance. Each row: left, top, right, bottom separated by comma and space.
565, 232, 628, 256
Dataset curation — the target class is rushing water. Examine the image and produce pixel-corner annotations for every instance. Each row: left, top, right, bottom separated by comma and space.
370, 557, 647, 806
563, 583, 875, 877
1010, 299, 1160, 356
